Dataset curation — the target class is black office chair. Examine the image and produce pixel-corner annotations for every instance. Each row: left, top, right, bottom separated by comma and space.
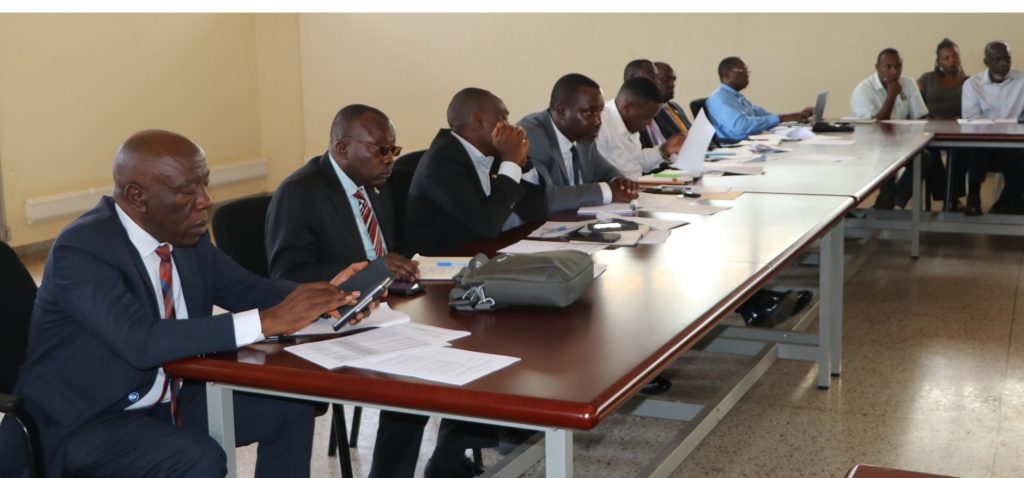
0, 241, 44, 478
212, 196, 357, 478
689, 97, 725, 147
389, 150, 426, 256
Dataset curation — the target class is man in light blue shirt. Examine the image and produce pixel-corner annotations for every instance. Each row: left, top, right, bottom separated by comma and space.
705, 56, 813, 143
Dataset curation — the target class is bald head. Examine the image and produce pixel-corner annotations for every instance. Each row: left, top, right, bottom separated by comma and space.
447, 87, 499, 132
112, 129, 212, 247
624, 59, 659, 83
445, 87, 510, 156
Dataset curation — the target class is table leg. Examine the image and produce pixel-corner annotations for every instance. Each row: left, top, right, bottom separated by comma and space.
911, 153, 921, 259
817, 227, 834, 389
829, 219, 844, 377
545, 428, 573, 478
206, 383, 237, 478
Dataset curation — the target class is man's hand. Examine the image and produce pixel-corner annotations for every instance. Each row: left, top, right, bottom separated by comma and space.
492, 123, 529, 167
659, 133, 686, 157
260, 282, 354, 336
383, 252, 419, 282
885, 79, 903, 98
609, 176, 639, 202
800, 106, 814, 120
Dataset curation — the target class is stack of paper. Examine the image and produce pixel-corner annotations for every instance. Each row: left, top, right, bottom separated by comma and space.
286, 322, 520, 386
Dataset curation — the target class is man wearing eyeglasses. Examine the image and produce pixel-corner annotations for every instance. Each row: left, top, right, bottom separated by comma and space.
266, 104, 419, 284
705, 56, 813, 143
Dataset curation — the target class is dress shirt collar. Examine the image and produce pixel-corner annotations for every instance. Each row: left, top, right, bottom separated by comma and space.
114, 201, 169, 260
718, 83, 741, 96
604, 100, 631, 138
327, 151, 361, 197
450, 130, 492, 166
868, 73, 887, 91
548, 113, 574, 154
978, 69, 1023, 86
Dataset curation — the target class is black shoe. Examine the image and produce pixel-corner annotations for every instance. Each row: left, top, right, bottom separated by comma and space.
640, 374, 672, 395
873, 192, 895, 210
497, 428, 537, 455
964, 194, 983, 216
791, 290, 813, 317
743, 290, 798, 328
424, 456, 483, 478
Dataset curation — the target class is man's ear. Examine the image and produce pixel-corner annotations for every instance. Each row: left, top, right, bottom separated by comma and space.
552, 104, 566, 120
333, 139, 348, 159
123, 183, 147, 213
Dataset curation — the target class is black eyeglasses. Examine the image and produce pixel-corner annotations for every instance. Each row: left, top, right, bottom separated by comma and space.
342, 138, 402, 158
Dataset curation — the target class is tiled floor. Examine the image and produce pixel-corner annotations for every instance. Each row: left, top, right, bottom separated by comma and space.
14, 214, 1024, 477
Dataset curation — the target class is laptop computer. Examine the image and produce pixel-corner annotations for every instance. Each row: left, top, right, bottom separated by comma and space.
810, 92, 854, 133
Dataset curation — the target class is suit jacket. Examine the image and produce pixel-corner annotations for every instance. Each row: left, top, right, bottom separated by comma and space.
404, 129, 547, 256
518, 110, 624, 212
266, 154, 397, 283
14, 197, 294, 476
654, 101, 693, 137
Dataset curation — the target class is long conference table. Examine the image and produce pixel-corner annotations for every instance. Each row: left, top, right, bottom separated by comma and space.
166, 121, 1019, 478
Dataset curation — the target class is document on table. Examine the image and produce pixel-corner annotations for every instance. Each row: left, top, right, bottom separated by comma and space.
656, 201, 731, 215
281, 303, 410, 337
881, 119, 928, 124
498, 240, 608, 255
957, 118, 1019, 124
704, 162, 765, 175
789, 154, 854, 162
285, 323, 469, 369
412, 255, 472, 281
527, 220, 589, 239
593, 264, 609, 278
350, 347, 521, 386
638, 169, 695, 185
638, 229, 671, 244
595, 212, 688, 230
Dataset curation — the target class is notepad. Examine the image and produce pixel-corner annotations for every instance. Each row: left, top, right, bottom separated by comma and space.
412, 255, 472, 281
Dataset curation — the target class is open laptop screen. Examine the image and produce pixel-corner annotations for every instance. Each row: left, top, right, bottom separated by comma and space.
813, 91, 828, 123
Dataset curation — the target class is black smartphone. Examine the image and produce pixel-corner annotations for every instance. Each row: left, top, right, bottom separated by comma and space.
567, 230, 621, 243
588, 220, 639, 232
388, 280, 425, 296
334, 258, 394, 331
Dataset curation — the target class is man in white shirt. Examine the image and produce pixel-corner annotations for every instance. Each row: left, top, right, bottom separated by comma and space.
960, 41, 1024, 215
596, 77, 686, 180
851, 48, 945, 210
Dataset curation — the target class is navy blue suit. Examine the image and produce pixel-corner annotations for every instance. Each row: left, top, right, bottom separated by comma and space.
5, 197, 313, 477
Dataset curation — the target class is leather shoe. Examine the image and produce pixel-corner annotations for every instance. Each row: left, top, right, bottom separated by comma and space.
424, 457, 483, 478
740, 290, 797, 327
964, 194, 983, 216
792, 290, 813, 317
640, 374, 672, 395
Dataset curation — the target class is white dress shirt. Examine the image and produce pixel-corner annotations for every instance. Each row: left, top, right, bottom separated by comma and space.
962, 69, 1024, 120
850, 74, 929, 120
450, 131, 538, 230
328, 151, 386, 259
596, 100, 664, 180
115, 203, 262, 409
549, 116, 611, 203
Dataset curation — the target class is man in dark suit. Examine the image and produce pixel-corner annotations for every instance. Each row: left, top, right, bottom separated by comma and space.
266, 104, 419, 283
0, 130, 357, 478
405, 87, 547, 256
265, 105, 423, 478
518, 73, 638, 212
653, 61, 693, 138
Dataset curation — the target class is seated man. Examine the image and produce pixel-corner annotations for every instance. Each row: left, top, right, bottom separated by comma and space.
265, 105, 423, 478
0, 129, 356, 477
851, 47, 946, 210
596, 77, 685, 180
961, 40, 1024, 215
653, 60, 693, 138
705, 56, 813, 143
405, 87, 547, 256
518, 73, 638, 212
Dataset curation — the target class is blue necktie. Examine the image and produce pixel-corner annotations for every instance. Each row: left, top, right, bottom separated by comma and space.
570, 145, 582, 185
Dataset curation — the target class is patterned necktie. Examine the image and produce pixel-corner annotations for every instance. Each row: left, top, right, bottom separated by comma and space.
570, 145, 582, 186
353, 189, 386, 258
666, 106, 689, 133
154, 245, 181, 426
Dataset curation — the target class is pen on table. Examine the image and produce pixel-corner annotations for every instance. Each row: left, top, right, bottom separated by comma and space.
436, 261, 453, 267
629, 199, 639, 216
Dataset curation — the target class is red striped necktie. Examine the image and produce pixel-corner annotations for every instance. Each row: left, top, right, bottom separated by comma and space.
353, 189, 385, 258
154, 244, 181, 426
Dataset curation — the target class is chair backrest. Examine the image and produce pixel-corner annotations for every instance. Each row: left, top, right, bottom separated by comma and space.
389, 150, 425, 255
211, 194, 272, 277
689, 98, 707, 119
0, 241, 37, 394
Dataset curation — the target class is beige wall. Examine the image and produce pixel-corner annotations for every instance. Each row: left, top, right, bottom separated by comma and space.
4, 12, 1024, 247
0, 13, 271, 246
298, 13, 1024, 155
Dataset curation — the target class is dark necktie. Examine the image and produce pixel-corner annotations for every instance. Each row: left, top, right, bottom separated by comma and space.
570, 145, 582, 185
154, 245, 181, 426
353, 189, 386, 258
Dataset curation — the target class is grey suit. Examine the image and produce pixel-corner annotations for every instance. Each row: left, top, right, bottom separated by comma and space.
518, 110, 624, 212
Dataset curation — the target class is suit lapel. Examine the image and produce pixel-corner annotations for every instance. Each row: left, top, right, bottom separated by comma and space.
172, 246, 205, 319
103, 198, 162, 319
540, 113, 570, 182
438, 130, 489, 200
316, 154, 367, 256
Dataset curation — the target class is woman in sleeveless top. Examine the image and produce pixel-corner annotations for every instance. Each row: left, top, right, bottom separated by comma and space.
918, 39, 972, 213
